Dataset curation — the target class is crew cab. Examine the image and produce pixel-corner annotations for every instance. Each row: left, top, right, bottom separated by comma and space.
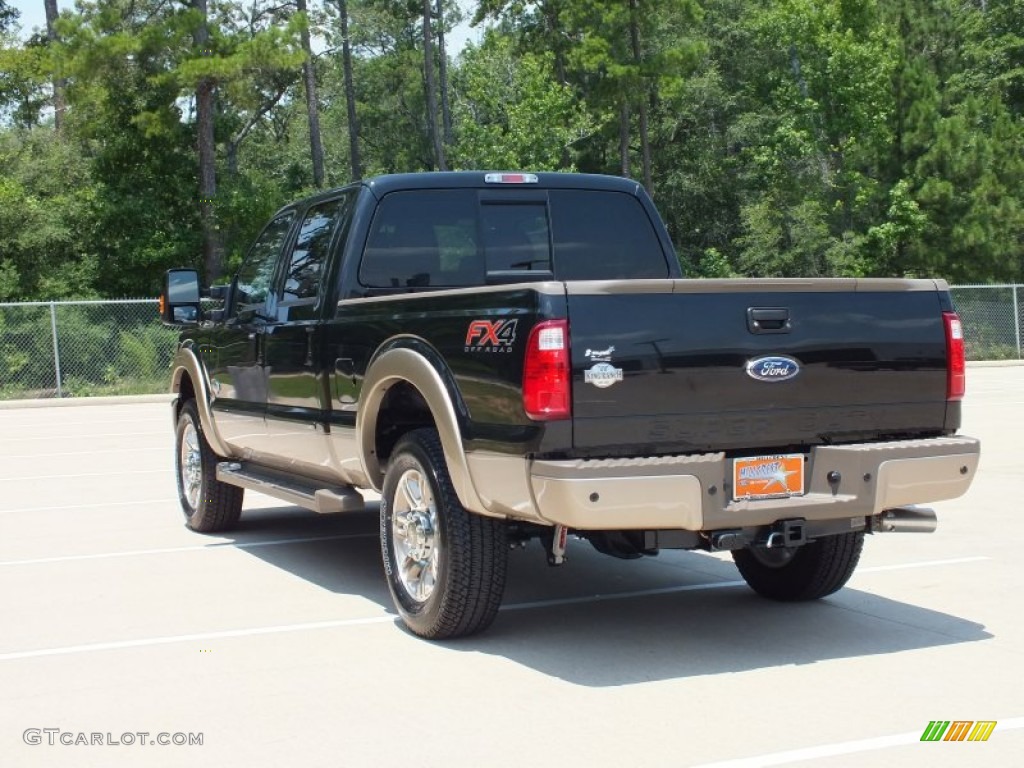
161, 172, 980, 639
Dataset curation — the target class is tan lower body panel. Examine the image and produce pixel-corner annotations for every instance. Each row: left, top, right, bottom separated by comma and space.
517, 436, 980, 531
531, 474, 704, 529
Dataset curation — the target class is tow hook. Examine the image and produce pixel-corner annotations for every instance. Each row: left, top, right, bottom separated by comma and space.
765, 519, 807, 549
546, 524, 569, 566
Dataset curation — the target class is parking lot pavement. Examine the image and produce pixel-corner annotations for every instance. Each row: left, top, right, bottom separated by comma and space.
1, 368, 1021, 768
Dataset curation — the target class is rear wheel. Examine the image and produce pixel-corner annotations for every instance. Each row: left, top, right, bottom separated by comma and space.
380, 428, 508, 639
732, 532, 864, 601
175, 399, 243, 533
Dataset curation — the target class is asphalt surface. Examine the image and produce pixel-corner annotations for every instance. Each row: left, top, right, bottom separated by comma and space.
1, 366, 1021, 767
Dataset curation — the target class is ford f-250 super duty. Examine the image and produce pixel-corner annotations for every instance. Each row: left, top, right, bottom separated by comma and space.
161, 171, 980, 639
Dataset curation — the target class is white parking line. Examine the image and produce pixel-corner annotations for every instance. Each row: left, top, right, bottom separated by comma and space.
0, 617, 395, 662
0, 469, 167, 482
0, 447, 166, 459
0, 499, 175, 514
501, 557, 990, 612
0, 533, 376, 566
687, 717, 1024, 768
0, 431, 166, 442
0, 419, 165, 428
850, 556, 990, 572
0, 556, 990, 662
502, 580, 745, 611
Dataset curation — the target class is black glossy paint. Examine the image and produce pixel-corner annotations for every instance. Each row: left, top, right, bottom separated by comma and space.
178, 172, 958, 470
568, 289, 951, 454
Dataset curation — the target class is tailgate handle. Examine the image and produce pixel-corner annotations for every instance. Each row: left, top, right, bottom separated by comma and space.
747, 307, 791, 334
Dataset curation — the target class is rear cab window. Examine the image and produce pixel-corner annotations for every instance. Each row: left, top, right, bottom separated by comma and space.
357, 188, 669, 291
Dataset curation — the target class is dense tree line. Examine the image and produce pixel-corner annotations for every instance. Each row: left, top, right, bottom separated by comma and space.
0, 0, 1021, 299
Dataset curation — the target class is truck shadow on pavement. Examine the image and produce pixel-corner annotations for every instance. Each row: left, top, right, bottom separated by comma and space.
230, 504, 992, 688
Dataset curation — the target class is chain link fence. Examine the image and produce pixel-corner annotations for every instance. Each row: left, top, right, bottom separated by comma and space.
949, 284, 1022, 361
0, 300, 177, 400
0, 286, 1020, 401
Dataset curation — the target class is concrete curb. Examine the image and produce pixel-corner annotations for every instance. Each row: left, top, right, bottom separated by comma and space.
0, 394, 175, 410
967, 360, 1024, 368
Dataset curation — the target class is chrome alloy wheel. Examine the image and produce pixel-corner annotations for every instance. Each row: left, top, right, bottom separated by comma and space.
179, 419, 203, 512
391, 467, 440, 603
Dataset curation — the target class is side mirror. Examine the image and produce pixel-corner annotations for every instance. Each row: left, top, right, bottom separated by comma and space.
160, 268, 202, 326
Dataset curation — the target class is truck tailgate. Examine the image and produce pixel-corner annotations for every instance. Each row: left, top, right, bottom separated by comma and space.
567, 279, 952, 455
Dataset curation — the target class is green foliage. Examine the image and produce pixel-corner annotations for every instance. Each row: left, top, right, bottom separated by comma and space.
0, 32, 49, 127
0, 302, 177, 400
0, 1, 18, 34
0, 0, 1021, 298
0, 129, 99, 300
452, 33, 593, 169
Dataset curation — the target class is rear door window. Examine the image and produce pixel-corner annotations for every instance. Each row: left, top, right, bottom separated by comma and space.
277, 194, 354, 321
234, 212, 295, 318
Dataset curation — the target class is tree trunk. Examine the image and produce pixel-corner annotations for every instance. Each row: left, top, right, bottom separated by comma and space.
619, 101, 631, 178
638, 99, 652, 193
628, 0, 651, 192
192, 0, 223, 282
43, 0, 66, 132
297, 0, 325, 188
337, 0, 362, 180
422, 0, 447, 170
543, 1, 568, 85
543, 1, 571, 168
435, 0, 453, 146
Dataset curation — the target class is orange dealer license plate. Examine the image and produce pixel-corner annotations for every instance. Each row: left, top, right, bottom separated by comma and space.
732, 454, 805, 501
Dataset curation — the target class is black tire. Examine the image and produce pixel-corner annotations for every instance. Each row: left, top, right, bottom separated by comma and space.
380, 428, 508, 639
732, 532, 864, 601
174, 399, 243, 533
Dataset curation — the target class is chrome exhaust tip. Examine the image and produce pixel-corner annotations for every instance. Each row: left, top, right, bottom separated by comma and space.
871, 506, 938, 534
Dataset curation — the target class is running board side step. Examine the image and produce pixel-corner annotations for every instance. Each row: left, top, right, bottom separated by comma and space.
216, 462, 365, 514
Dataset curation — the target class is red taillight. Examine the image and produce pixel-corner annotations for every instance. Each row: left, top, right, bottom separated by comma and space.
523, 319, 571, 420
943, 311, 965, 400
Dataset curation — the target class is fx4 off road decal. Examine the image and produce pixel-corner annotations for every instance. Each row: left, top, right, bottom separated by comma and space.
465, 319, 518, 353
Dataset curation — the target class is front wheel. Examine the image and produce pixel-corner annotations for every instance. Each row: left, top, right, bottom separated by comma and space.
732, 531, 864, 601
175, 399, 243, 533
380, 428, 508, 639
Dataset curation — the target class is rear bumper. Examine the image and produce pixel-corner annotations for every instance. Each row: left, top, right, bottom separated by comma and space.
526, 436, 980, 531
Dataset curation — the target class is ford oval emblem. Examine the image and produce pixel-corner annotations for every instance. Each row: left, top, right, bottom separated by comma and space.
746, 355, 801, 382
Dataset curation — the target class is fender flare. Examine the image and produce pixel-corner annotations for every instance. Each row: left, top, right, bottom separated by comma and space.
170, 345, 234, 459
356, 346, 488, 516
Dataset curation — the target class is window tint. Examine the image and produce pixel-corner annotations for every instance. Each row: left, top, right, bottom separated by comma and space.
279, 196, 351, 321
235, 212, 294, 316
481, 203, 550, 273
359, 190, 482, 289
550, 191, 668, 280
356, 188, 669, 291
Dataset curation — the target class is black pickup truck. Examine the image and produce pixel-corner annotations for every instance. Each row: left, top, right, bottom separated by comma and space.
162, 171, 980, 639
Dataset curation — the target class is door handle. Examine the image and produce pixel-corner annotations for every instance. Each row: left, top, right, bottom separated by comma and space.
747, 307, 791, 334
304, 326, 316, 367
335, 358, 355, 378
249, 327, 267, 364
